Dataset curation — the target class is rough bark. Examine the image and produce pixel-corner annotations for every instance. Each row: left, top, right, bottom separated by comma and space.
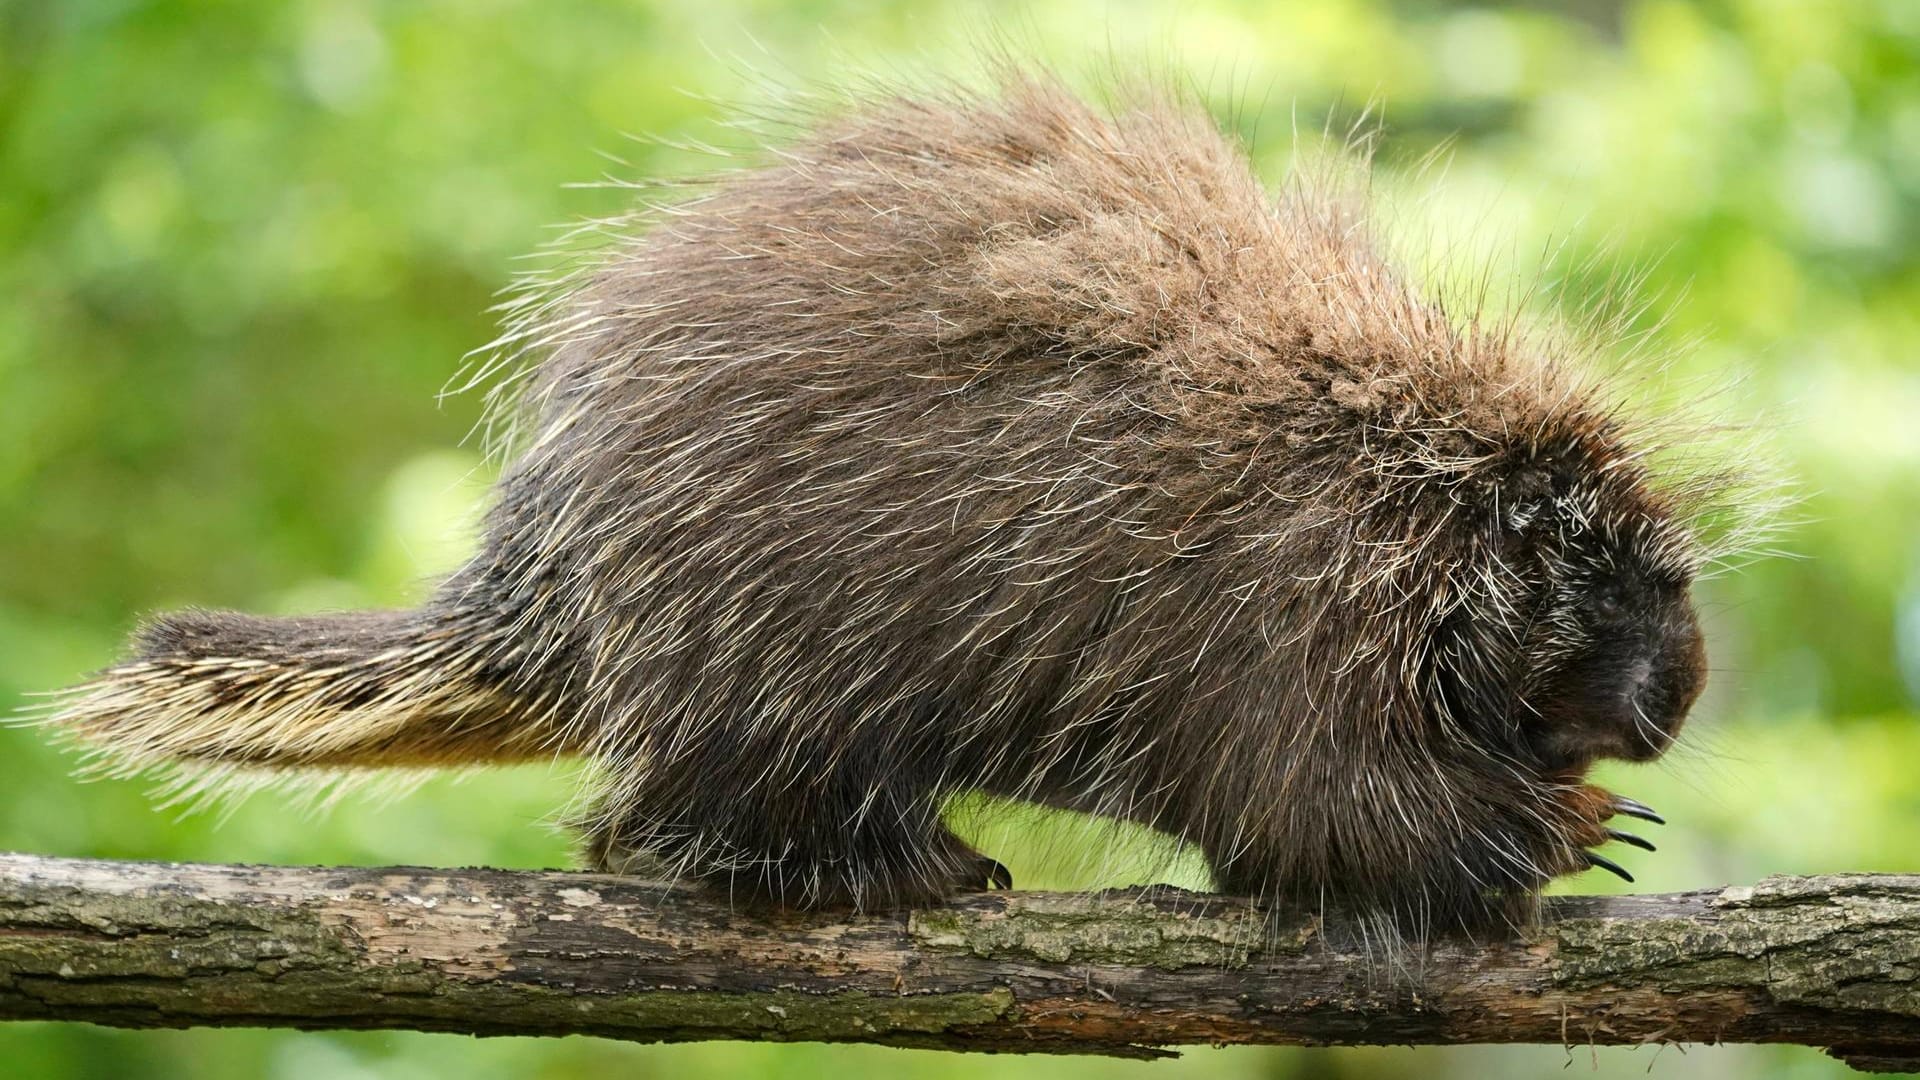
0, 854, 1915, 1070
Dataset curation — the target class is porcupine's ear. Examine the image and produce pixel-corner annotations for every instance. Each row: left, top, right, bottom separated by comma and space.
1488, 448, 1598, 545
1484, 463, 1556, 543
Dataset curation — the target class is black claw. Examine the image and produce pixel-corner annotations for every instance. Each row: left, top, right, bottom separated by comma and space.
980, 858, 1013, 891
1582, 850, 1635, 883
1607, 828, 1657, 853
1611, 796, 1666, 826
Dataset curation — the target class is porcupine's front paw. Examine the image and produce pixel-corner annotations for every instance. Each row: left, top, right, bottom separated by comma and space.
1556, 782, 1665, 883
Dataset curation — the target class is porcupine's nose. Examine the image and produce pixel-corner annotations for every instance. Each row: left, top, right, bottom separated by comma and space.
1619, 600, 1707, 761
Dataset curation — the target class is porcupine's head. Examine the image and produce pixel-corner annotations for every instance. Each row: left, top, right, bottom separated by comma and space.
1433, 436, 1709, 779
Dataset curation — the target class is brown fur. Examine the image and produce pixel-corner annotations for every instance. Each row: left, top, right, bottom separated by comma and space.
40, 75, 1745, 935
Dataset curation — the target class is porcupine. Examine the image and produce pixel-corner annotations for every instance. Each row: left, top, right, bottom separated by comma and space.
41, 75, 1732, 935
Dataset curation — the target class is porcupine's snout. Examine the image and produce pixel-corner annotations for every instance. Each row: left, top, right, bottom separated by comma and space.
1527, 589, 1707, 772
1619, 599, 1707, 760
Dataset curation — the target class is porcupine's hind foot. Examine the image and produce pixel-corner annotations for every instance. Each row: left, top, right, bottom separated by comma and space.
581, 805, 1011, 911
1552, 782, 1665, 884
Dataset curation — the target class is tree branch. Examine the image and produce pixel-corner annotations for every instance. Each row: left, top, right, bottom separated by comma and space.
0, 854, 1915, 1070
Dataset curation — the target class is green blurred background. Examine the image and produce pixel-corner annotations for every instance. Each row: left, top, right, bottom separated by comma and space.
4, 0, 1919, 1076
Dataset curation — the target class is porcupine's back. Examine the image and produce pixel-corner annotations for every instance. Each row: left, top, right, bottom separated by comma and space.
47, 75, 1714, 930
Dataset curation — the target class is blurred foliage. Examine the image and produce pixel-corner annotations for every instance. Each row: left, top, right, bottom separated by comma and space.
3, 0, 1919, 1077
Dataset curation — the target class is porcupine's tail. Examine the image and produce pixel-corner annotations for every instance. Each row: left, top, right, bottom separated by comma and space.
34, 606, 570, 786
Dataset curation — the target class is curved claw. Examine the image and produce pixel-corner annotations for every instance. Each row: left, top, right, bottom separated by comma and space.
979, 858, 1013, 891
1582, 850, 1635, 883
1610, 796, 1666, 826
1607, 828, 1657, 853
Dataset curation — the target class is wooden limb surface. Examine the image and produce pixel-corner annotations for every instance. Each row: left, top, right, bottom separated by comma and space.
1, 854, 1916, 1070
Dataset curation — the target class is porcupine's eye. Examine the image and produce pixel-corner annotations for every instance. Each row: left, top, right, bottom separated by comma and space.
1586, 579, 1626, 621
